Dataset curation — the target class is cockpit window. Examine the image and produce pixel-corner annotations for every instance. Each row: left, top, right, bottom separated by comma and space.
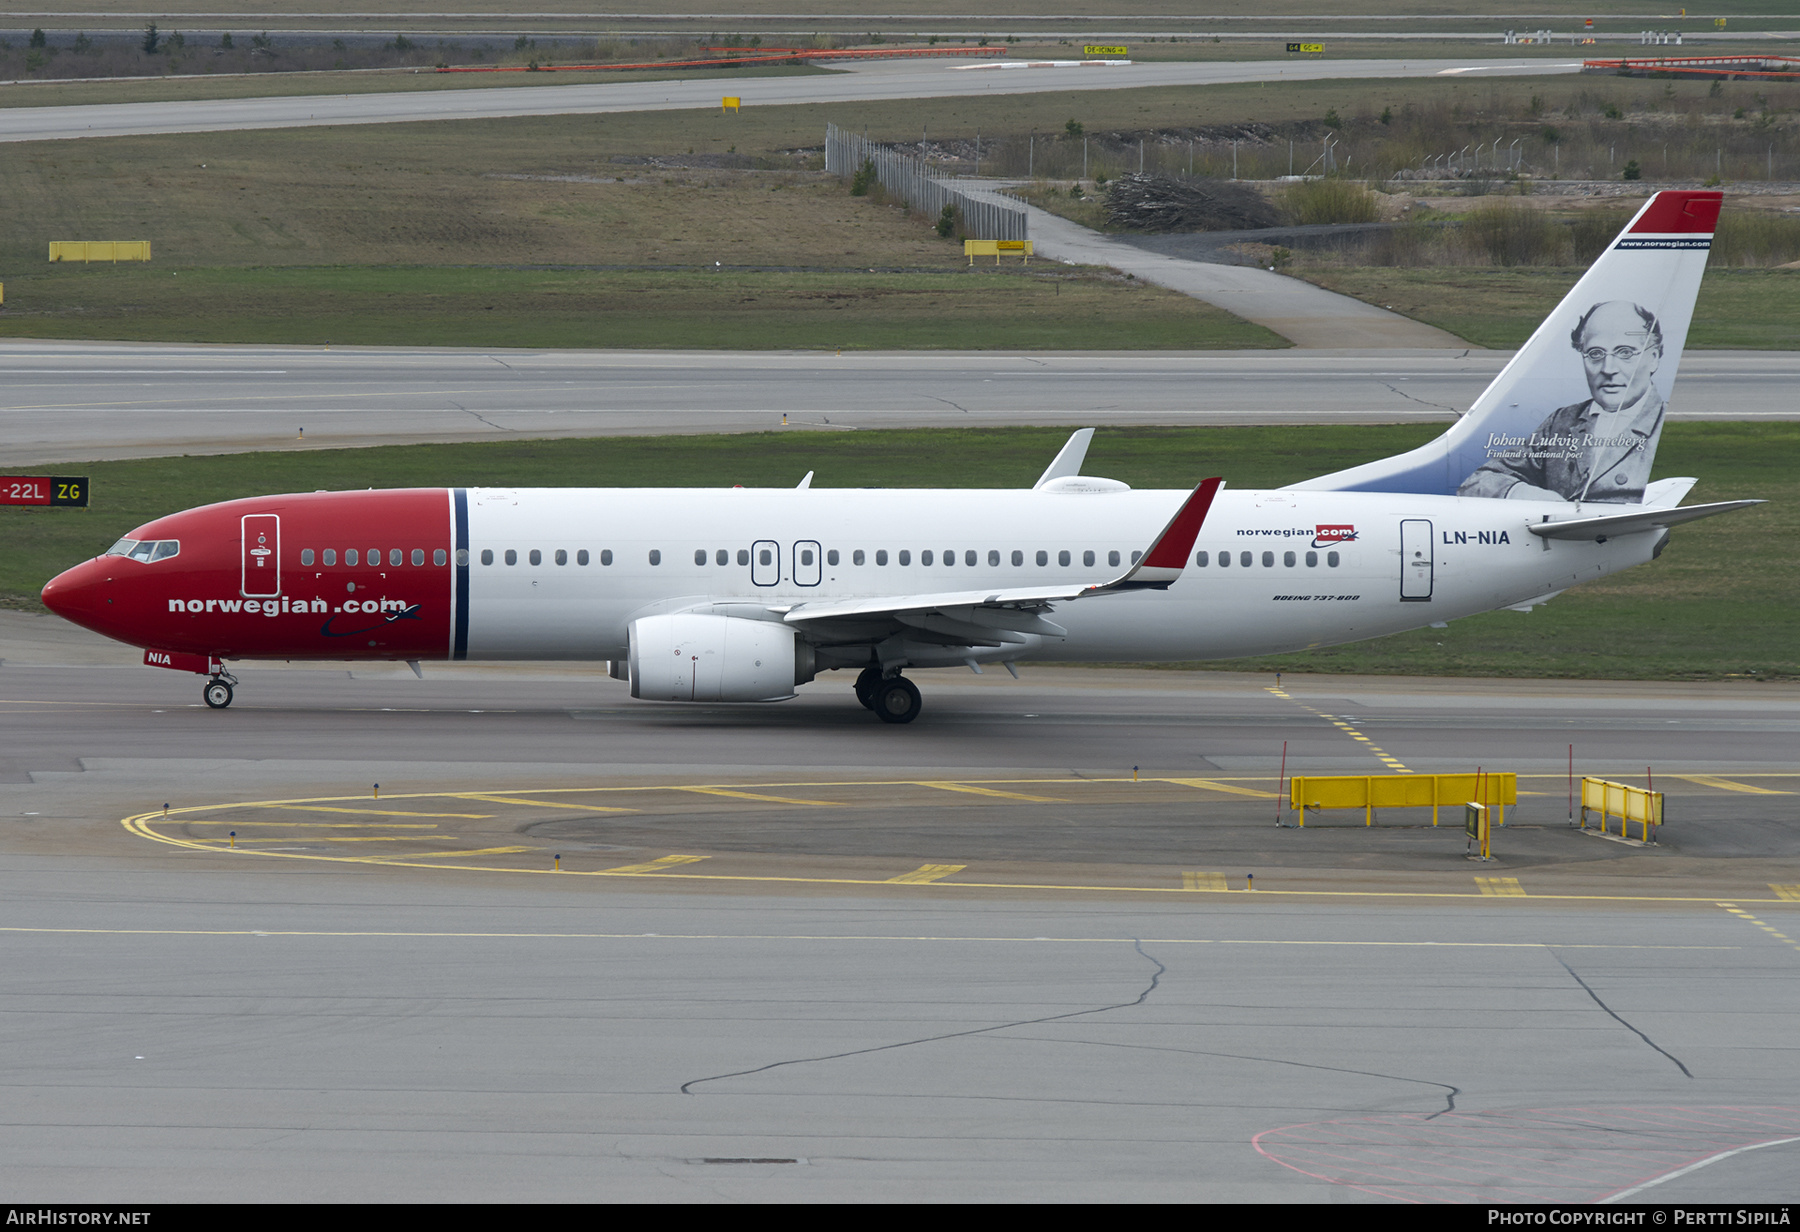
119, 539, 179, 562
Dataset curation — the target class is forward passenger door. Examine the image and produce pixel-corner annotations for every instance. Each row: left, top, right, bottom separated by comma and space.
793, 540, 822, 587
751, 540, 780, 587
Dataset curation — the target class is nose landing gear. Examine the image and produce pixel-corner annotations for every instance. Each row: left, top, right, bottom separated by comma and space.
203, 671, 238, 709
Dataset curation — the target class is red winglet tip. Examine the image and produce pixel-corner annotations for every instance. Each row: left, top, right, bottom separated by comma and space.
1140, 478, 1224, 570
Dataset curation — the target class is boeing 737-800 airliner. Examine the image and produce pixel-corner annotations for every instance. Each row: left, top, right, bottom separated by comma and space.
41, 191, 1758, 723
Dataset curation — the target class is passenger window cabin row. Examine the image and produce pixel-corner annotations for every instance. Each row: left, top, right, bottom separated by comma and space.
1197, 550, 1342, 568
300, 548, 446, 568
292, 545, 1342, 572
473, 547, 1151, 568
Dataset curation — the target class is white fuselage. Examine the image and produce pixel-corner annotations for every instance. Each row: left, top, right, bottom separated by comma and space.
460, 486, 1653, 662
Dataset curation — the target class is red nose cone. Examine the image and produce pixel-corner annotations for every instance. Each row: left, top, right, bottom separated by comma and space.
41, 557, 121, 641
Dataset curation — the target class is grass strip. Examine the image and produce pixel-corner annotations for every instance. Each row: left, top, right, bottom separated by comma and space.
0, 266, 1283, 350
1297, 267, 1800, 351
3, 423, 1790, 679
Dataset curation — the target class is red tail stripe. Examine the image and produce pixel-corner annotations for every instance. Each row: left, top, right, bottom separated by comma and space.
1628, 190, 1722, 235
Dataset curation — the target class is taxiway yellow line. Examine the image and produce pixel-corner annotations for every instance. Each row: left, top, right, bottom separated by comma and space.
234, 803, 492, 819
395, 847, 538, 860
677, 788, 845, 806
921, 783, 1065, 803
601, 854, 710, 875
120, 811, 1799, 904
192, 836, 449, 843
453, 793, 636, 811
1164, 778, 1279, 800
1719, 904, 1800, 954
1674, 775, 1792, 795
116, 811, 1800, 906
122, 773, 1800, 819
886, 864, 968, 884
182, 821, 438, 828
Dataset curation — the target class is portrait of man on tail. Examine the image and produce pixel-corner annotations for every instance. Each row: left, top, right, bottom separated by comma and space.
1458, 300, 1666, 504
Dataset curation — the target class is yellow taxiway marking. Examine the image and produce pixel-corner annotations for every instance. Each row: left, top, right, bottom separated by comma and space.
235, 803, 492, 819
886, 864, 967, 884
1719, 904, 1800, 954
454, 793, 636, 812
1183, 872, 1229, 892
1773, 885, 1800, 902
1269, 691, 1413, 774
197, 836, 449, 843
115, 774, 1800, 906
921, 782, 1065, 803
1675, 775, 1792, 796
119, 807, 1800, 906
375, 846, 537, 861
116, 772, 1800, 813
1476, 877, 1527, 897
183, 821, 439, 829
677, 788, 843, 807
601, 854, 710, 875
1165, 778, 1278, 800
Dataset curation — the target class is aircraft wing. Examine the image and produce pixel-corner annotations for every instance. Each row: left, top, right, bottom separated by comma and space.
781, 478, 1224, 632
1526, 499, 1763, 542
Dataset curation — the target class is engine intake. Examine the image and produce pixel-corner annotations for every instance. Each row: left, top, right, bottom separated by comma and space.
628, 613, 814, 702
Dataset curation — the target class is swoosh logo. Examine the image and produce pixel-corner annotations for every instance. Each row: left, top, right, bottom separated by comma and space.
318, 603, 423, 639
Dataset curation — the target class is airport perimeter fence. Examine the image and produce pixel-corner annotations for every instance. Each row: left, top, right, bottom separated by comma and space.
825, 123, 1028, 242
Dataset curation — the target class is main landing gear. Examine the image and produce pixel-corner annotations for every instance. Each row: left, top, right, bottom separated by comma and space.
854, 667, 922, 725
203, 671, 238, 709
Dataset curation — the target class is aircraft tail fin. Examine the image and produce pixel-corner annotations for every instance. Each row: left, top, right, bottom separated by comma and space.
1291, 191, 1722, 505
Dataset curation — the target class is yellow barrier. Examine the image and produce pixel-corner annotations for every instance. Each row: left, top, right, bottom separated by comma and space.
1289, 772, 1516, 826
49, 241, 152, 263
964, 239, 1034, 266
1580, 777, 1662, 842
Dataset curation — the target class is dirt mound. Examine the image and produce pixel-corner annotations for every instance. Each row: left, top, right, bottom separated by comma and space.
1104, 174, 1282, 233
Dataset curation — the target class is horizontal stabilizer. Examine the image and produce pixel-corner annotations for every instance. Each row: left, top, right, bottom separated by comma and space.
1526, 499, 1763, 541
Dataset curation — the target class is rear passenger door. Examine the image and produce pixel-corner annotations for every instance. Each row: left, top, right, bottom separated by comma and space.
1400, 519, 1433, 602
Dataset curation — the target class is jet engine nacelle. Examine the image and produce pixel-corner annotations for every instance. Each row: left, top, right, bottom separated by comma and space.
627, 613, 815, 702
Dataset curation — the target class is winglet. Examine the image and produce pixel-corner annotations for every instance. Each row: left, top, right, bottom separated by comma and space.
1082, 478, 1223, 595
